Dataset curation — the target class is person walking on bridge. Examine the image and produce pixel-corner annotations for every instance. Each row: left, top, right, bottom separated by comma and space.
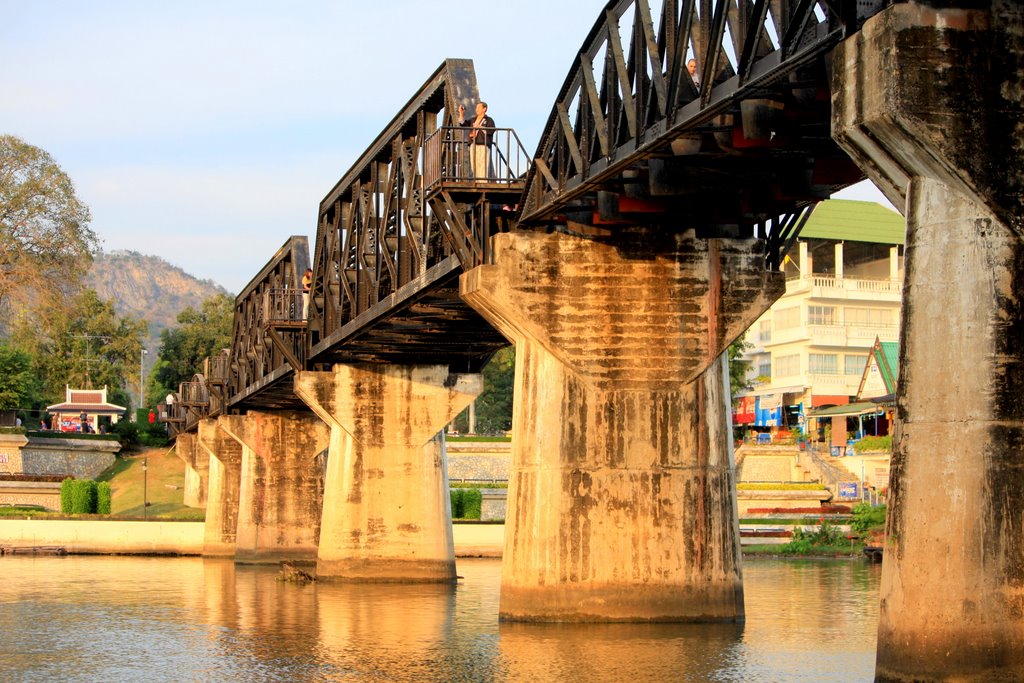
302, 268, 313, 319
457, 102, 495, 180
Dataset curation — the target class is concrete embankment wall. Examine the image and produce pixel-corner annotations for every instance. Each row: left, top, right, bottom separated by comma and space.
0, 520, 505, 558
0, 519, 205, 555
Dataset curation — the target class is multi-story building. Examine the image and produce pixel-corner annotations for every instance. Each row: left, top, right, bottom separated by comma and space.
734, 199, 904, 440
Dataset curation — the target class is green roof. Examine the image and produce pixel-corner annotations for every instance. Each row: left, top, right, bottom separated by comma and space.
876, 340, 899, 394
800, 199, 905, 245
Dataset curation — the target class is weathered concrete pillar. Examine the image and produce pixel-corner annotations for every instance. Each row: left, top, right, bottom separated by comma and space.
295, 365, 481, 582
217, 411, 329, 564
833, 4, 1024, 681
197, 418, 243, 557
461, 229, 782, 622
174, 433, 208, 508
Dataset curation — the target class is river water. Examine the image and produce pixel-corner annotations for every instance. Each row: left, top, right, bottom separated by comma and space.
0, 555, 880, 682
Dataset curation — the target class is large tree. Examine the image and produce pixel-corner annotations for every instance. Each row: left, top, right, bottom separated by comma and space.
10, 288, 147, 409
0, 135, 97, 319
0, 342, 35, 412
151, 293, 234, 404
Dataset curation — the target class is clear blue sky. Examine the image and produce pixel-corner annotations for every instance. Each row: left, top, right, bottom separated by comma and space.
1, 1, 891, 294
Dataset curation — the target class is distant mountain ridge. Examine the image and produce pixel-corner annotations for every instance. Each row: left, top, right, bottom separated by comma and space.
86, 250, 230, 341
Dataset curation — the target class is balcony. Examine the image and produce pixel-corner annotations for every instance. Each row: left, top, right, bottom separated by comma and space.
422, 127, 529, 197
785, 275, 902, 302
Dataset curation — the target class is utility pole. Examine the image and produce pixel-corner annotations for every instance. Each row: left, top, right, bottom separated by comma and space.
72, 335, 111, 388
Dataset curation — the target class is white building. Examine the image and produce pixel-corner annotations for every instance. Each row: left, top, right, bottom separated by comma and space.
734, 199, 904, 439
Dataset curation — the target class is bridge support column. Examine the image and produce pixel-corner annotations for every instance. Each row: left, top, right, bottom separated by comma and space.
217, 411, 329, 564
174, 433, 208, 508
462, 229, 782, 622
197, 418, 243, 558
295, 365, 481, 582
834, 5, 1024, 681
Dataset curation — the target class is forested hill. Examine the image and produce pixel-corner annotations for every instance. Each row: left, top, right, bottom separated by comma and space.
86, 250, 230, 339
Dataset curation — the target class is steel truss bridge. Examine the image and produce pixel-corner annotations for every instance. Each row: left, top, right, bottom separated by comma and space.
164, 0, 889, 433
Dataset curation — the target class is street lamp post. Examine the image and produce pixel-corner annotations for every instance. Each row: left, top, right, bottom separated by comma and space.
140, 348, 149, 418
143, 455, 148, 520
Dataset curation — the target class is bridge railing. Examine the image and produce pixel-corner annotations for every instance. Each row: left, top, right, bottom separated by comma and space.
423, 127, 531, 191
265, 288, 305, 324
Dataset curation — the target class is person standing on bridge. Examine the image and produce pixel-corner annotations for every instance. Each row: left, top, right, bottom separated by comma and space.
687, 59, 701, 90
302, 268, 313, 319
457, 102, 495, 180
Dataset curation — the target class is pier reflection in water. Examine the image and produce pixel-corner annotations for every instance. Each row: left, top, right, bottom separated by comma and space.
0, 555, 879, 682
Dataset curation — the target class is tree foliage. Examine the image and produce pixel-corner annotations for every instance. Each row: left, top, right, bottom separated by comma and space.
9, 288, 147, 407
152, 293, 234, 401
0, 135, 97, 318
0, 342, 35, 411
727, 335, 753, 406
454, 346, 515, 435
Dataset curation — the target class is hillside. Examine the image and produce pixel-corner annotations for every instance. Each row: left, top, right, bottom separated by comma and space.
86, 250, 230, 341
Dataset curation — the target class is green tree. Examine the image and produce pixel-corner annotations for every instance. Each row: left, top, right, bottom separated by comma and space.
11, 288, 147, 407
454, 346, 515, 435
727, 335, 753, 406
0, 135, 97, 320
0, 342, 35, 411
152, 293, 233, 401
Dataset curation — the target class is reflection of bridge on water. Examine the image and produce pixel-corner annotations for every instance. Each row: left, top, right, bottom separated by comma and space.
161, 3, 1024, 680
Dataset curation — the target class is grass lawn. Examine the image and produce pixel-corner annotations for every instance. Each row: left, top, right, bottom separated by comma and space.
97, 445, 204, 520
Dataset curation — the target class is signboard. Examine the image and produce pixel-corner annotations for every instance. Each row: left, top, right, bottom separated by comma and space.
839, 482, 860, 500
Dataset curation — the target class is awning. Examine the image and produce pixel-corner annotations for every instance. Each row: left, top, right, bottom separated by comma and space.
807, 401, 882, 418
737, 385, 806, 398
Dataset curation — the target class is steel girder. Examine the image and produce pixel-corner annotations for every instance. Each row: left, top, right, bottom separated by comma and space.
518, 0, 889, 264
228, 236, 311, 410
306, 58, 512, 370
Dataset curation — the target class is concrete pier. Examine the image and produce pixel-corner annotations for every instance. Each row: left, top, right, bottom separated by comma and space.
462, 229, 781, 621
295, 365, 481, 582
173, 433, 208, 509
197, 418, 243, 558
834, 4, 1024, 680
218, 411, 329, 564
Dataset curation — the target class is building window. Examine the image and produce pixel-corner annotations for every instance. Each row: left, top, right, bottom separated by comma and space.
774, 354, 800, 378
774, 307, 800, 331
845, 355, 868, 375
758, 320, 771, 343
757, 357, 771, 378
809, 353, 838, 374
807, 305, 836, 325
846, 307, 892, 326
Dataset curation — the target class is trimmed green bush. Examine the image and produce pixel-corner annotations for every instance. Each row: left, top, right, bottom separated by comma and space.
450, 488, 465, 518
60, 478, 75, 513
462, 488, 482, 520
854, 435, 892, 453
69, 480, 98, 514
97, 481, 112, 514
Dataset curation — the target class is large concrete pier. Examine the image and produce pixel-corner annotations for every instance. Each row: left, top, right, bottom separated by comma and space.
296, 365, 481, 582
462, 229, 781, 621
834, 4, 1024, 680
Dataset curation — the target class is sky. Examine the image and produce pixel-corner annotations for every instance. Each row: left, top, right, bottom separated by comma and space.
1, 1, 893, 295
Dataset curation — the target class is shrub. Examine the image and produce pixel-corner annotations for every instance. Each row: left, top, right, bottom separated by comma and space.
854, 435, 892, 453
97, 481, 112, 514
60, 478, 75, 513
462, 489, 482, 520
68, 480, 98, 514
450, 489, 465, 518
851, 503, 887, 534
779, 519, 846, 555
111, 420, 141, 451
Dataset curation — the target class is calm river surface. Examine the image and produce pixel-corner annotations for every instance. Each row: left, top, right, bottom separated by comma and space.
0, 555, 880, 682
